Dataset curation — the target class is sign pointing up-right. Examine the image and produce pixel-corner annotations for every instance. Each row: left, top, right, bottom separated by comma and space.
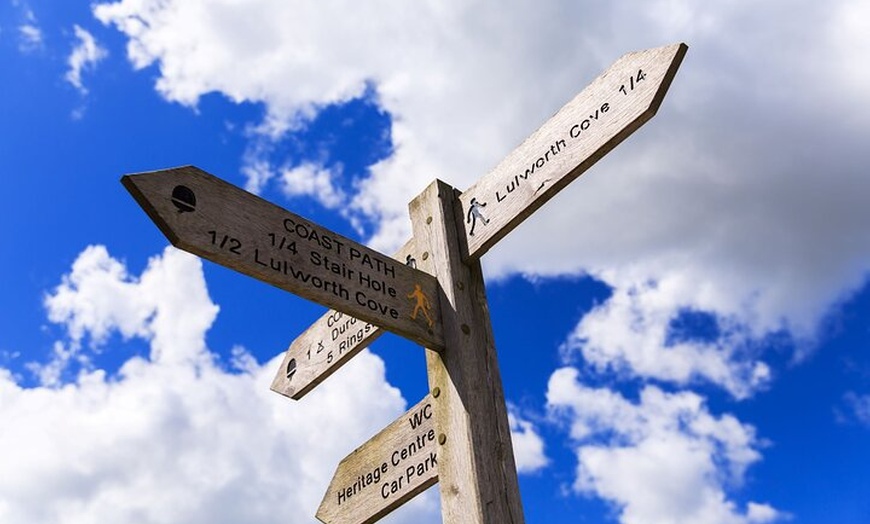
458, 43, 688, 261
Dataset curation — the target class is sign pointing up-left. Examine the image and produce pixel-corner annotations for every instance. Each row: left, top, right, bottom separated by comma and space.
122, 165, 445, 350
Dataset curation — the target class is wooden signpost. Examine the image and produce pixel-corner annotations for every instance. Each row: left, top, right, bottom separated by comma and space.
123, 42, 687, 524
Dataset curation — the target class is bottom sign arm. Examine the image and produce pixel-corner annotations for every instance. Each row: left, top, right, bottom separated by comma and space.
317, 395, 438, 524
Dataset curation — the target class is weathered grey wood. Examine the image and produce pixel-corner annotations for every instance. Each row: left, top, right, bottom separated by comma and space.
317, 395, 439, 524
458, 42, 687, 261
122, 165, 444, 350
271, 239, 424, 400
409, 180, 524, 523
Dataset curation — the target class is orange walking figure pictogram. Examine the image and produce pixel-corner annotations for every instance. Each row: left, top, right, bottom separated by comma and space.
407, 283, 434, 328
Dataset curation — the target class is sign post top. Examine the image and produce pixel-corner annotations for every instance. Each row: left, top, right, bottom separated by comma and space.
122, 165, 445, 350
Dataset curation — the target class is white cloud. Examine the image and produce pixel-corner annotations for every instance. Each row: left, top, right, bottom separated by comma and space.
91, 0, 870, 398
2, 245, 439, 524
65, 25, 108, 95
18, 23, 41, 49
547, 367, 784, 524
828, 1, 870, 98
91, 0, 596, 241
281, 162, 346, 209
560, 280, 771, 399
239, 152, 274, 194
508, 409, 548, 474
746, 503, 784, 524
842, 392, 870, 427
45, 245, 165, 349
17, 7, 42, 52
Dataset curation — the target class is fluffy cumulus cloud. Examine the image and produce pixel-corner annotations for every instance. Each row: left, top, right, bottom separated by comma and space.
1, 246, 440, 524
547, 368, 783, 524
280, 162, 346, 209
44, 245, 212, 362
91, 0, 870, 398
561, 280, 771, 399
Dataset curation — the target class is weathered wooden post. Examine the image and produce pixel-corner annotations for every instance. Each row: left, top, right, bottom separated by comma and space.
409, 180, 524, 522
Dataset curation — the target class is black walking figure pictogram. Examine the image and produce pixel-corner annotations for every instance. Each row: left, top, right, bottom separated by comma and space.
467, 197, 489, 236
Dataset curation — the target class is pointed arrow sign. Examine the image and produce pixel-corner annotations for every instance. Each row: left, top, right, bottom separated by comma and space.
317, 395, 438, 524
122, 166, 444, 350
271, 239, 420, 400
458, 42, 687, 261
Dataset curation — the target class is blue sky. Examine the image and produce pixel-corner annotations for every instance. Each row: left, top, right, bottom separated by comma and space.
2, 1, 870, 523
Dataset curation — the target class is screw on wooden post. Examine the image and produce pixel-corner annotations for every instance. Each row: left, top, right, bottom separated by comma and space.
409, 180, 524, 524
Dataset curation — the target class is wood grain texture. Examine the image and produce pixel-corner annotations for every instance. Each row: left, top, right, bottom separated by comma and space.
271, 239, 424, 400
409, 180, 524, 523
316, 395, 438, 524
122, 165, 444, 350
458, 42, 687, 261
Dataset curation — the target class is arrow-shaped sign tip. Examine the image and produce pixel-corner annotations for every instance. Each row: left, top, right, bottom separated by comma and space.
639, 42, 688, 117
121, 167, 198, 248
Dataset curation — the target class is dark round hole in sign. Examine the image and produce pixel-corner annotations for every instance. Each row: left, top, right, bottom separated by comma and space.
286, 358, 297, 381
171, 185, 196, 213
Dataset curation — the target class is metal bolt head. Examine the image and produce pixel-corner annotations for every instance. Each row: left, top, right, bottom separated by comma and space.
171, 185, 196, 213
438, 433, 447, 445
432, 387, 441, 398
